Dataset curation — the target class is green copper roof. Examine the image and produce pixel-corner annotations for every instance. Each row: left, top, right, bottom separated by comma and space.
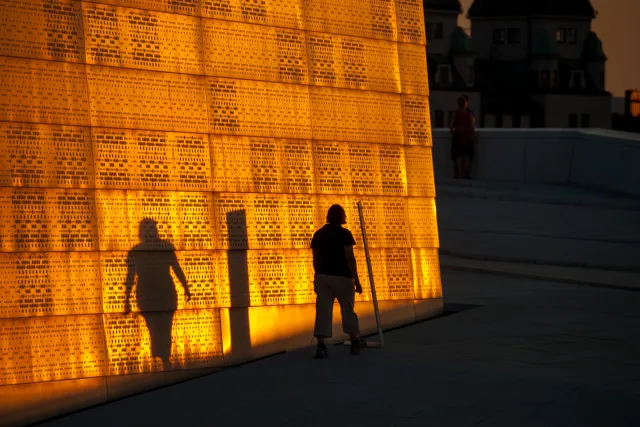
451, 26, 473, 54
531, 28, 558, 57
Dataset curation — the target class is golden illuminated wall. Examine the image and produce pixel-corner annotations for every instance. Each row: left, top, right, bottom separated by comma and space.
0, 0, 440, 422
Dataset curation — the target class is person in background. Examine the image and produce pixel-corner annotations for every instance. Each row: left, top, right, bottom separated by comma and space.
311, 204, 364, 359
450, 95, 476, 180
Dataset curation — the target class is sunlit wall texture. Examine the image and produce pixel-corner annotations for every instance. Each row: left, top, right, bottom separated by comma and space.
0, 0, 441, 424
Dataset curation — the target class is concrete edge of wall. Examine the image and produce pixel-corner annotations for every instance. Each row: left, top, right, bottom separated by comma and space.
0, 298, 444, 427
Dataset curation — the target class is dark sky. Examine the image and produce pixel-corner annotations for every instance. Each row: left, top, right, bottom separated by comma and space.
458, 0, 640, 97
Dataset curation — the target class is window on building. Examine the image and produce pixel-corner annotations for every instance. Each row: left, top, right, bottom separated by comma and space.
434, 23, 444, 40
507, 28, 521, 44
513, 115, 521, 128
435, 110, 445, 128
493, 28, 506, 44
630, 91, 640, 117
556, 28, 566, 43
425, 22, 433, 42
448, 110, 454, 126
581, 114, 590, 128
495, 114, 503, 128
468, 65, 475, 86
550, 70, 558, 88
484, 114, 496, 128
435, 64, 452, 84
521, 115, 530, 128
540, 70, 550, 89
570, 70, 585, 89
567, 28, 577, 44
568, 114, 578, 128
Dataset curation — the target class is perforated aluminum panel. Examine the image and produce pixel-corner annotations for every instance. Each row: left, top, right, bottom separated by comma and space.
92, 129, 212, 191
398, 43, 429, 95
405, 146, 436, 197
407, 197, 440, 248
313, 141, 407, 196
203, 20, 308, 84
214, 193, 316, 250
0, 188, 99, 252
0, 252, 102, 318
82, 3, 204, 74
0, 57, 90, 125
307, 32, 400, 93
82, 0, 201, 16
211, 135, 315, 194
0, 315, 107, 385
201, 0, 305, 29
95, 190, 215, 251
310, 86, 404, 143
395, 0, 426, 44
103, 309, 223, 375
207, 78, 312, 138
304, 0, 398, 41
0, 0, 85, 62
411, 248, 442, 299
0, 123, 94, 189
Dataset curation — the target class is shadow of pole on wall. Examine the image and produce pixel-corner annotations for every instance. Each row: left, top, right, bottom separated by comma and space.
226, 210, 252, 363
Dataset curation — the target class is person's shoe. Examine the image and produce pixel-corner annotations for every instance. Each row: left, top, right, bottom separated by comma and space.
315, 345, 328, 359
350, 341, 361, 355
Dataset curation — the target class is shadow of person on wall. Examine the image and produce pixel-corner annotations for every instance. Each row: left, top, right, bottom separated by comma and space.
124, 218, 190, 371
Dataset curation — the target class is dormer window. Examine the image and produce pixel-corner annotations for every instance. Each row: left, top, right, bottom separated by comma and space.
507, 28, 521, 44
539, 70, 550, 89
557, 28, 577, 44
551, 70, 558, 88
426, 22, 444, 41
435, 64, 452, 84
493, 28, 506, 44
570, 70, 585, 89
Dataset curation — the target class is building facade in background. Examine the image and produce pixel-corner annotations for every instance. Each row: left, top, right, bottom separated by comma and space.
426, 0, 612, 128
424, 0, 481, 128
612, 90, 640, 133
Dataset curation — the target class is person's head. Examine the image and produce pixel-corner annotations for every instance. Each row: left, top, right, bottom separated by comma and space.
326, 204, 347, 225
139, 218, 159, 242
458, 96, 468, 109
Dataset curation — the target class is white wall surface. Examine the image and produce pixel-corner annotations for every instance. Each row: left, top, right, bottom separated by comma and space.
432, 128, 640, 197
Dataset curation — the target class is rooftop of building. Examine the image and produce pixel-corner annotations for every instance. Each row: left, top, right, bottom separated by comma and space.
468, 0, 596, 18
423, 0, 462, 12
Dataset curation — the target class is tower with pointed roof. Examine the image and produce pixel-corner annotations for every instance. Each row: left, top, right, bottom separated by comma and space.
465, 0, 611, 128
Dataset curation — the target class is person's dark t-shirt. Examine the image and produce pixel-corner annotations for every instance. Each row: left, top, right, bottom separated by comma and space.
311, 224, 356, 278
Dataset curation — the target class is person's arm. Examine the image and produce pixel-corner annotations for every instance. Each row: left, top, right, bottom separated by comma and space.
170, 252, 190, 302
470, 114, 476, 137
344, 246, 362, 294
124, 253, 135, 313
449, 111, 457, 134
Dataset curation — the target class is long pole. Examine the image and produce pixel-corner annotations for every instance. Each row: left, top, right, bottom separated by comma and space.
357, 201, 384, 347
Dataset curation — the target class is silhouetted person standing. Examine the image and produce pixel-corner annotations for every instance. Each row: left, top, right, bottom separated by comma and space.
124, 218, 190, 371
450, 95, 476, 180
311, 205, 363, 359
